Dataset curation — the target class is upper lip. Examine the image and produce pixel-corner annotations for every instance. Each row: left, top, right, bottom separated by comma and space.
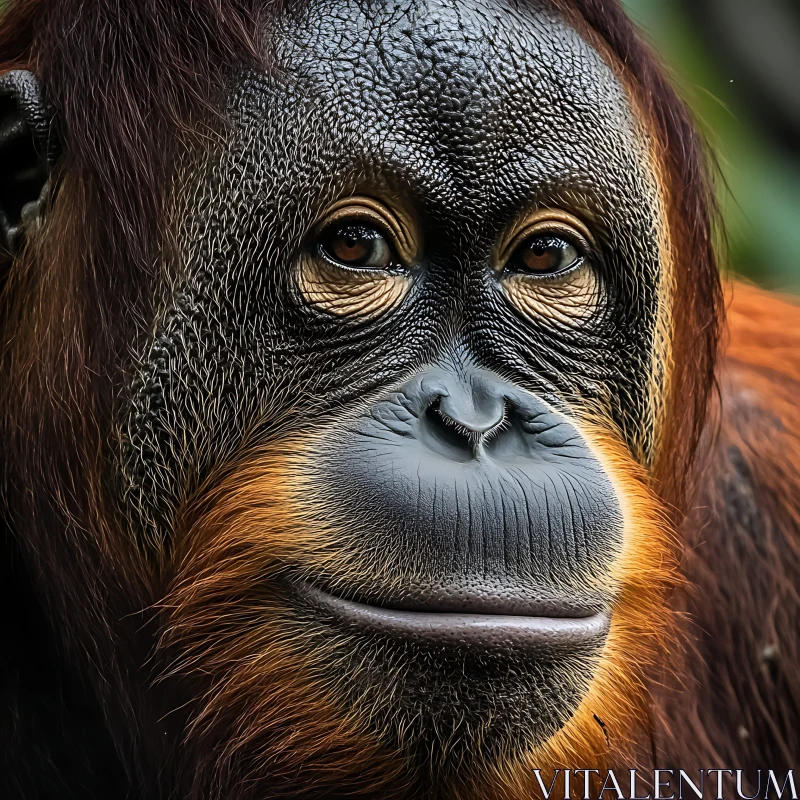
295, 580, 610, 650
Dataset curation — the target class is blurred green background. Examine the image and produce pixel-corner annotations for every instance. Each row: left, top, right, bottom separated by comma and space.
622, 0, 800, 292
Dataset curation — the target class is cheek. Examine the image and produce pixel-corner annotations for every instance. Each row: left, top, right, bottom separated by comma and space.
502, 266, 603, 328
296, 256, 411, 319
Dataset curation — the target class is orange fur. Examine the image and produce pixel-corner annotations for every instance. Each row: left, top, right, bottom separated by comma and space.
157, 412, 680, 799
649, 282, 800, 770
160, 444, 413, 798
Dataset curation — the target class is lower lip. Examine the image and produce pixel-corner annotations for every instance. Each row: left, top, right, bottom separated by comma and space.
297, 582, 610, 650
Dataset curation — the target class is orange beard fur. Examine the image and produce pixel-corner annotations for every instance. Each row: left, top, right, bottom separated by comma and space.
158, 417, 678, 800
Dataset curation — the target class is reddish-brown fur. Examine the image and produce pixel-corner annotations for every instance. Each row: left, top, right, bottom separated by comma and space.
0, 0, 797, 797
652, 284, 800, 773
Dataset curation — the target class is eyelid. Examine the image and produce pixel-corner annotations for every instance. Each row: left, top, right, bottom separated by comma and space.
312, 197, 418, 266
318, 228, 392, 272
494, 209, 596, 271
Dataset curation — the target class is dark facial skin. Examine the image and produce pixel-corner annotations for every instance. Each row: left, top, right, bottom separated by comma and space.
121, 0, 668, 776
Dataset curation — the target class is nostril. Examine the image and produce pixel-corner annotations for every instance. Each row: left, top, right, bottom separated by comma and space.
437, 391, 506, 436
422, 398, 476, 460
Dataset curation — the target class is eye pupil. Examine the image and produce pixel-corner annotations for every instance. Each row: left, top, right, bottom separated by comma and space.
332, 231, 369, 262
320, 223, 392, 269
514, 235, 580, 275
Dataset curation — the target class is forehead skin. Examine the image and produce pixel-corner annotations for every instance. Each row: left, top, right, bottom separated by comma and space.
123, 0, 666, 537
245, 0, 661, 249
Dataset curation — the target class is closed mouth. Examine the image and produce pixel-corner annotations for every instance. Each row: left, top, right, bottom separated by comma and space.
296, 580, 610, 650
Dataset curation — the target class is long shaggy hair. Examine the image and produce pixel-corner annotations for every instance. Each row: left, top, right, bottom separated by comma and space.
1, 0, 765, 798
652, 284, 800, 774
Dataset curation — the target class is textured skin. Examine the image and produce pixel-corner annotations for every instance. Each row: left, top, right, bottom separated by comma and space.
122, 0, 665, 541
115, 0, 667, 766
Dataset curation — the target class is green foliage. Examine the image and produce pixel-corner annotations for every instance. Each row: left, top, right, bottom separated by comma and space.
623, 0, 800, 290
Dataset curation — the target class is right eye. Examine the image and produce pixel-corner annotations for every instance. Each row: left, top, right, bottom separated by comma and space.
508, 233, 583, 277
318, 223, 395, 270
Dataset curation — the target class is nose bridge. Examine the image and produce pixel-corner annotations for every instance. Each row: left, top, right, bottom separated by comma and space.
437, 370, 506, 435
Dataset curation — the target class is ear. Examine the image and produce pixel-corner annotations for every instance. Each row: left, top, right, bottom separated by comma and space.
0, 70, 57, 256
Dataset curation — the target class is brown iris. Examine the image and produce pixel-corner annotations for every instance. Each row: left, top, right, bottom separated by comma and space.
319, 223, 393, 270
510, 234, 582, 276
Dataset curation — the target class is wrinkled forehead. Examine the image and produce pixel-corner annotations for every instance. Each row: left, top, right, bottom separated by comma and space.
226, 0, 660, 249
282, 1, 625, 129
276, 2, 642, 185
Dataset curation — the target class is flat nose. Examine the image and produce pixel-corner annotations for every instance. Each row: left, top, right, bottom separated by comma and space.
434, 375, 506, 436
401, 368, 510, 461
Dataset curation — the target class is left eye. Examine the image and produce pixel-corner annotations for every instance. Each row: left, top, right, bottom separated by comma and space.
508, 234, 583, 276
318, 223, 394, 270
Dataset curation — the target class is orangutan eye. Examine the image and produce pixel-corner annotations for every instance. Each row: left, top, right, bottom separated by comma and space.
508, 234, 583, 276
318, 223, 395, 270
